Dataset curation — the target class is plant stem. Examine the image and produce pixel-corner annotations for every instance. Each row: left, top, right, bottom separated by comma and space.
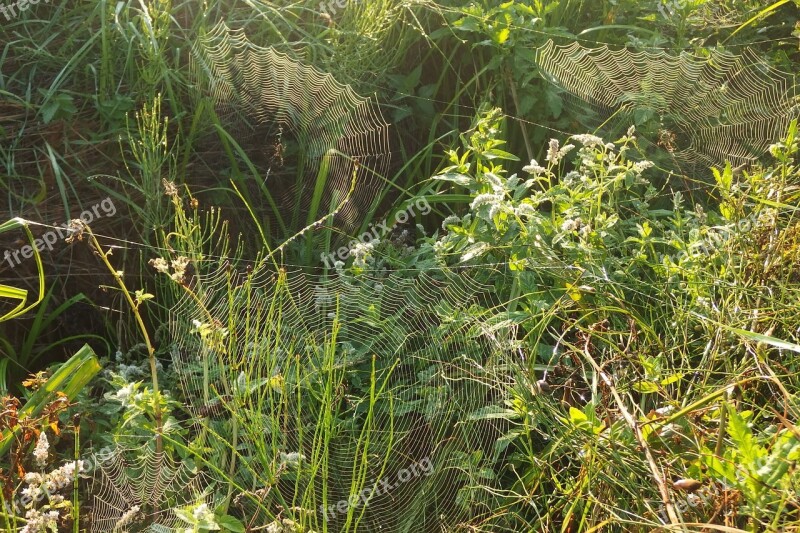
83, 224, 163, 455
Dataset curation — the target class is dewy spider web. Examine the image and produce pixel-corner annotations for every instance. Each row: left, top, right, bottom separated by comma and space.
535, 41, 799, 169
89, 440, 213, 532
168, 264, 513, 531
190, 21, 391, 237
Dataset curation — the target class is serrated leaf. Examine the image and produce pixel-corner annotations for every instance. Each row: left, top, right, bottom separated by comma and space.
727, 404, 765, 471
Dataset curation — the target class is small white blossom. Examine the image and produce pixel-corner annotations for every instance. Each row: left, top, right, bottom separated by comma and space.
24, 472, 44, 485
149, 257, 169, 274
483, 172, 504, 193
470, 193, 501, 211
514, 203, 537, 217
21, 485, 42, 503
571, 134, 604, 147
545, 138, 560, 163
561, 219, 578, 232
170, 256, 190, 282
33, 432, 49, 468
441, 215, 461, 230
557, 144, 575, 160
115, 506, 141, 529
193, 503, 211, 520
522, 159, 547, 175
115, 383, 134, 403
633, 160, 654, 173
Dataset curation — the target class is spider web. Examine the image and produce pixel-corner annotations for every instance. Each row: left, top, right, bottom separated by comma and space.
88, 440, 213, 532
536, 40, 799, 170
168, 263, 514, 531
190, 21, 392, 238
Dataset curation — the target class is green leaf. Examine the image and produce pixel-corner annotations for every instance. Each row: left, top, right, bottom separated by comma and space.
0, 218, 45, 322
434, 173, 473, 186
468, 405, 519, 421
544, 90, 563, 119
484, 149, 520, 161
632, 381, 659, 394
216, 515, 246, 533
660, 373, 683, 386
461, 242, 491, 262
569, 406, 588, 425
174, 508, 194, 524
493, 27, 510, 44
691, 313, 800, 353
509, 253, 526, 271
727, 404, 765, 470
0, 345, 101, 456
39, 92, 77, 124
712, 162, 733, 191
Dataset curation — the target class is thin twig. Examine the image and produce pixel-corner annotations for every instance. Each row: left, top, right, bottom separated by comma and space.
579, 331, 683, 529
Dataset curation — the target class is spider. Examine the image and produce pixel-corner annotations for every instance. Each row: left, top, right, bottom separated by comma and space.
657, 128, 677, 153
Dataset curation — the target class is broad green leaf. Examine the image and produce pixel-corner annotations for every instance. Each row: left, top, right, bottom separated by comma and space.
216, 515, 246, 533
484, 149, 520, 161
660, 373, 683, 386
633, 381, 660, 394
0, 345, 101, 456
433, 173, 473, 186
569, 406, 588, 425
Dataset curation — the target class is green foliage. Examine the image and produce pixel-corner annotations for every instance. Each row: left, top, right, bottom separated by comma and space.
2, 0, 800, 531
0, 345, 100, 457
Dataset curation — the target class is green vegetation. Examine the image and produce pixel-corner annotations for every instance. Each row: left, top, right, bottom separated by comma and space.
2, 0, 800, 531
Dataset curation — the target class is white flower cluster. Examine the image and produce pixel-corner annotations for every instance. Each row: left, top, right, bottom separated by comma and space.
33, 432, 49, 468
522, 159, 546, 176
514, 203, 538, 218
483, 171, 504, 193
571, 134, 604, 147
20, 509, 60, 533
545, 138, 576, 165
149, 255, 191, 282
441, 214, 461, 230
193, 503, 214, 521
15, 460, 85, 532
470, 193, 501, 210
350, 240, 379, 269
